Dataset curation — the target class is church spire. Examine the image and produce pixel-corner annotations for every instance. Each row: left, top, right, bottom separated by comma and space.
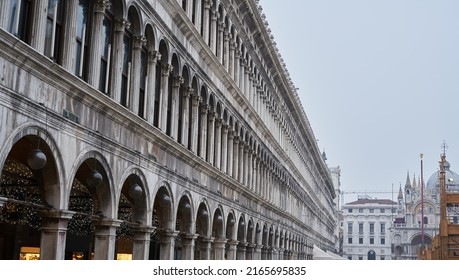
412, 173, 417, 189
405, 171, 412, 189
398, 185, 403, 200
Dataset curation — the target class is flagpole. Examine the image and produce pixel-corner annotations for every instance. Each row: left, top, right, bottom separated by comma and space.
420, 153, 425, 248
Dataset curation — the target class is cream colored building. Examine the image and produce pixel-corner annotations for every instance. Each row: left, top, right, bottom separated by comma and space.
0, 0, 336, 260
342, 197, 396, 260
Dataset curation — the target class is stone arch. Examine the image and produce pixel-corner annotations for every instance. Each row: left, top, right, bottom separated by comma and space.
152, 182, 174, 230
109, 0, 125, 19
212, 206, 225, 239
0, 124, 63, 208
226, 210, 236, 241
174, 193, 194, 259
144, 23, 156, 51
149, 183, 174, 260
0, 125, 64, 259
117, 166, 150, 224
158, 39, 170, 64
127, 4, 142, 36
115, 167, 150, 259
171, 52, 181, 77
194, 199, 211, 260
68, 149, 115, 218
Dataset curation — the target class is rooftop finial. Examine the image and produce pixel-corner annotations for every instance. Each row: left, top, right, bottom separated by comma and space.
442, 140, 448, 156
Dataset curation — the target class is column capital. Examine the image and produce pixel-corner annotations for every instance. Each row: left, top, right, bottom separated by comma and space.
208, 110, 216, 119
161, 63, 173, 76
115, 18, 130, 32
39, 209, 75, 220
215, 117, 222, 127
200, 104, 209, 114
149, 50, 162, 64
172, 75, 184, 87
183, 86, 193, 97
133, 35, 146, 49
192, 94, 202, 105
94, 0, 111, 13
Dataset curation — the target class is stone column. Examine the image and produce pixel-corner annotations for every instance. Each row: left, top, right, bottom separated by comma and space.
238, 141, 244, 184
221, 124, 228, 172
199, 237, 213, 260
181, 233, 199, 260
110, 18, 129, 102
214, 118, 222, 169
130, 36, 146, 114
0, 1, 8, 29
210, 11, 218, 53
234, 48, 240, 85
195, 0, 203, 35
61, 0, 78, 72
132, 225, 155, 260
229, 39, 235, 79
248, 73, 254, 106
244, 145, 250, 186
261, 245, 268, 260
224, 30, 230, 71
236, 242, 247, 260
159, 230, 179, 260
171, 76, 184, 140
239, 59, 246, 93
232, 136, 239, 180
227, 130, 234, 176
146, 51, 160, 125
227, 239, 238, 260
253, 244, 262, 260
246, 243, 255, 260
214, 238, 227, 260
202, 1, 211, 44
190, 95, 201, 154
253, 155, 259, 195
245, 66, 251, 100
93, 219, 122, 260
217, 20, 224, 63
207, 111, 215, 164
159, 64, 173, 133
199, 104, 209, 159
30, 0, 48, 53
39, 210, 74, 260
181, 87, 192, 147
88, 0, 110, 89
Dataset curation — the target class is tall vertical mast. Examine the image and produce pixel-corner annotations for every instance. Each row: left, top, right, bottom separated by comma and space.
420, 153, 425, 248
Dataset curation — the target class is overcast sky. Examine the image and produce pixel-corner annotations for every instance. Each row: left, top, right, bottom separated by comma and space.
259, 0, 459, 204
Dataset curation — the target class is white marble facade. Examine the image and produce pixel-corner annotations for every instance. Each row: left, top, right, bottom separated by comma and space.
0, 0, 336, 260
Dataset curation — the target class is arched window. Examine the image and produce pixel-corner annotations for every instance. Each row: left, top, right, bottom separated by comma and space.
44, 0, 64, 63
99, 10, 114, 94
75, 0, 91, 79
138, 44, 148, 119
121, 25, 133, 107
7, 0, 33, 43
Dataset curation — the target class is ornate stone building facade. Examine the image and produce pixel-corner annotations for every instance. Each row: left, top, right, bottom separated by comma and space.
0, 0, 336, 260
391, 162, 459, 260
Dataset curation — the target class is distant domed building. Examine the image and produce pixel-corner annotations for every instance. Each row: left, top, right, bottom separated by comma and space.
426, 161, 459, 194
391, 160, 459, 259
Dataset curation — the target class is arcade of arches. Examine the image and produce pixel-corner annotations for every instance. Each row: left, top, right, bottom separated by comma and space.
0, 0, 337, 260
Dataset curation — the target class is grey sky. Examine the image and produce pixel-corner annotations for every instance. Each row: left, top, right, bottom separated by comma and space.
260, 0, 459, 203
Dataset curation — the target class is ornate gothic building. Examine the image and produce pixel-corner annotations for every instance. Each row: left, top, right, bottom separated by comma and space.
391, 161, 459, 259
0, 0, 336, 260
